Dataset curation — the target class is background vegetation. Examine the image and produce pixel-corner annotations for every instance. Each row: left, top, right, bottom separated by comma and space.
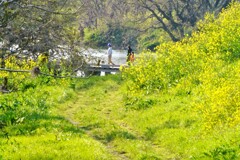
1, 0, 233, 54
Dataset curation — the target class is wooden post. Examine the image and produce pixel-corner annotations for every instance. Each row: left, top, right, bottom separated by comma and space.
0, 48, 5, 68
31, 66, 41, 77
1, 77, 8, 93
2, 77, 8, 90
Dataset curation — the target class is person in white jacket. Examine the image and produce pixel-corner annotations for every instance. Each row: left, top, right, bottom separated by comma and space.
107, 43, 115, 65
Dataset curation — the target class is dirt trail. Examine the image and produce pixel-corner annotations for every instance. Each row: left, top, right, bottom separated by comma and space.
65, 115, 130, 160
58, 84, 174, 159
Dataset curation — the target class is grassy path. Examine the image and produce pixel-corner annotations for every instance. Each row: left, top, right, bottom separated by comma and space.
56, 76, 175, 159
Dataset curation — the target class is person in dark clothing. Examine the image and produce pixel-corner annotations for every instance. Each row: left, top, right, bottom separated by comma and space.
129, 51, 135, 63
126, 45, 132, 62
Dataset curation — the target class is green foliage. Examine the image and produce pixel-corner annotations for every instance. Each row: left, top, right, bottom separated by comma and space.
83, 25, 138, 49
0, 55, 76, 135
124, 93, 158, 110
83, 28, 106, 48
137, 29, 170, 51
203, 144, 239, 160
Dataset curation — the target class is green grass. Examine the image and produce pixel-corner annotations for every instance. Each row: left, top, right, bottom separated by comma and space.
1, 74, 240, 159
0, 134, 112, 160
